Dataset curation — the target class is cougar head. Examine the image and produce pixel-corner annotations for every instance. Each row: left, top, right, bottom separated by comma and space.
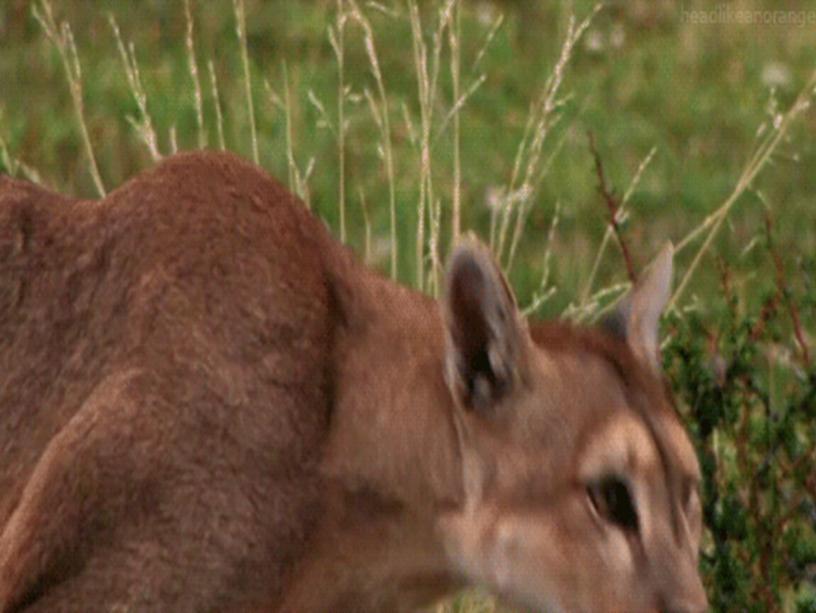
438, 241, 707, 613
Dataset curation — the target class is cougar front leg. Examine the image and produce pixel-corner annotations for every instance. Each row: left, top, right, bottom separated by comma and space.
0, 368, 202, 612
0, 367, 294, 613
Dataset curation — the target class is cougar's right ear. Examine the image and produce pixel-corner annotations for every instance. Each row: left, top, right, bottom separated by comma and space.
442, 239, 529, 414
603, 242, 673, 372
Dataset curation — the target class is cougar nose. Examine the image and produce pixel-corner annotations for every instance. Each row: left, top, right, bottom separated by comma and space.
656, 553, 708, 613
659, 580, 708, 613
660, 591, 708, 613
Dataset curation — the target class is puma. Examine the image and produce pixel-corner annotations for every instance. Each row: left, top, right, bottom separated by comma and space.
0, 151, 707, 612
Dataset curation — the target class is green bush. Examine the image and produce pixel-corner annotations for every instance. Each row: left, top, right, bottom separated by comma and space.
665, 250, 815, 611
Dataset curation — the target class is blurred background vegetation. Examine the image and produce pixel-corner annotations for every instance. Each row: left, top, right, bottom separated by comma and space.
1, 0, 814, 610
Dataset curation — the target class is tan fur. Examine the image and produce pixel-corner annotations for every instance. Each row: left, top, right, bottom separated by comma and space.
579, 413, 660, 480
0, 151, 705, 612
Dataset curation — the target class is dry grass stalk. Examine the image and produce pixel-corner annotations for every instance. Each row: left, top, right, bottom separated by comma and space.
307, 90, 335, 138
347, 0, 398, 278
471, 12, 504, 73
278, 64, 314, 207
495, 4, 600, 268
504, 124, 570, 273
33, 0, 105, 196
408, 0, 431, 290
489, 107, 533, 250
522, 200, 561, 316
328, 0, 348, 242
407, 0, 457, 294
429, 194, 443, 296
108, 13, 161, 162
563, 282, 631, 323
434, 73, 486, 145
449, 1, 462, 244
184, 0, 207, 149
670, 69, 816, 309
208, 60, 226, 150
233, 0, 258, 164
357, 185, 372, 263
169, 125, 178, 155
281, 65, 297, 195
0, 131, 18, 177
0, 129, 46, 186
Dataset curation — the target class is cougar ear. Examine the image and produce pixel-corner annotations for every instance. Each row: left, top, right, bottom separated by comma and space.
604, 242, 673, 372
442, 239, 529, 413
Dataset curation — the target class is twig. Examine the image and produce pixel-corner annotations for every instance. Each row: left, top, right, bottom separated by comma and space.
581, 145, 656, 306
588, 131, 636, 284
764, 211, 811, 367
750, 294, 780, 342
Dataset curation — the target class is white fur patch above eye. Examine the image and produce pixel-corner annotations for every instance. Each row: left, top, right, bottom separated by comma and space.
579, 413, 658, 482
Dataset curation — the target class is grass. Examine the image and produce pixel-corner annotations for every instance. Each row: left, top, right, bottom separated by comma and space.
2, 1, 815, 314
1, 0, 815, 609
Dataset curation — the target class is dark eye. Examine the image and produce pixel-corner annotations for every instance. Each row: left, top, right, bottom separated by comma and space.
587, 476, 639, 532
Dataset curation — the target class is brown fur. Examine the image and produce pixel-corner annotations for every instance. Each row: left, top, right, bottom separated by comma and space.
0, 151, 705, 612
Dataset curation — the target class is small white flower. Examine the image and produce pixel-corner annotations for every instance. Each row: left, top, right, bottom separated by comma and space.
476, 1, 496, 27
610, 23, 625, 49
761, 61, 792, 89
584, 29, 605, 53
484, 185, 504, 212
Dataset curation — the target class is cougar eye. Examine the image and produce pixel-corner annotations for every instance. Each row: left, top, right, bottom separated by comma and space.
587, 476, 639, 532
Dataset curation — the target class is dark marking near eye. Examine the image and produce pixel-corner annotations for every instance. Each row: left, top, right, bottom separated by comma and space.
587, 476, 639, 532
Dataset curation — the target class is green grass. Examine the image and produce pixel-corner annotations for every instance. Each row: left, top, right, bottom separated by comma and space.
2, 1, 815, 610
3, 0, 815, 316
